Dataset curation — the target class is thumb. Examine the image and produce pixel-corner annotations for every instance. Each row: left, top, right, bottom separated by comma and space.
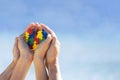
13, 37, 19, 53
13, 37, 18, 49
35, 34, 52, 53
18, 34, 29, 51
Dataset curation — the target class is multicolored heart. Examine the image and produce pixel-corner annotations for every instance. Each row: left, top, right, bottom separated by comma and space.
24, 28, 48, 51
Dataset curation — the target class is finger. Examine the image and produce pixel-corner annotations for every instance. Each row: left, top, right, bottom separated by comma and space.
14, 37, 18, 47
13, 37, 19, 52
35, 22, 42, 30
36, 34, 52, 52
25, 23, 35, 32
35, 22, 39, 26
19, 34, 27, 43
13, 37, 20, 56
39, 34, 52, 48
40, 24, 57, 38
42, 34, 52, 45
19, 34, 24, 40
35, 22, 39, 31
51, 38, 60, 46
18, 34, 29, 48
51, 37, 57, 45
40, 24, 61, 46
18, 34, 34, 54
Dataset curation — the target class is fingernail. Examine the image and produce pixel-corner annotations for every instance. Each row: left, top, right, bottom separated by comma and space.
47, 34, 52, 41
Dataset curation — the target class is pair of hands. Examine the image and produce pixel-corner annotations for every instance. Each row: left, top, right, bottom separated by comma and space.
0, 23, 61, 80
13, 23, 60, 64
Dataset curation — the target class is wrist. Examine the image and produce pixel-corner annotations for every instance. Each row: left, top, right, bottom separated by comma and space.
20, 53, 33, 62
33, 55, 45, 67
47, 60, 60, 76
19, 57, 33, 64
34, 53, 44, 61
13, 59, 18, 64
47, 58, 59, 65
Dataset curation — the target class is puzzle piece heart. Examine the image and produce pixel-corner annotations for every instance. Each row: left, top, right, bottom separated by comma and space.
24, 28, 48, 51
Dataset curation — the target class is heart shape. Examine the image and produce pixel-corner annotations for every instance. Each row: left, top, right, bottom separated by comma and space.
24, 28, 48, 51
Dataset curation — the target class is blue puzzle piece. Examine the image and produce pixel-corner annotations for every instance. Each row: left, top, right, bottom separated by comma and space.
29, 30, 36, 38
27, 41, 32, 46
42, 29, 48, 39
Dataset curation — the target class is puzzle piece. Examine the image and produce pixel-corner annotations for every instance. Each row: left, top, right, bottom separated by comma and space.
27, 28, 33, 34
33, 41, 38, 50
34, 37, 40, 44
29, 30, 36, 38
42, 29, 48, 39
24, 28, 48, 51
28, 38, 34, 45
40, 38, 45, 43
36, 30, 43, 40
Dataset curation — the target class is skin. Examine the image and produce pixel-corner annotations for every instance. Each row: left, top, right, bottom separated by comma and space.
10, 23, 35, 80
0, 38, 20, 80
0, 23, 62, 80
33, 23, 52, 80
40, 24, 62, 80
34, 34, 52, 80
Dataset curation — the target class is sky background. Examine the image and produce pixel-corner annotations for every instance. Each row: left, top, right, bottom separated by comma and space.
0, 0, 120, 80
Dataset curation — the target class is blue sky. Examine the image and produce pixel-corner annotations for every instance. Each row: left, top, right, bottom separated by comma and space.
0, 0, 120, 80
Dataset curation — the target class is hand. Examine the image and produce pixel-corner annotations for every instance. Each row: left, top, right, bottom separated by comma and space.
46, 36, 60, 64
13, 37, 20, 62
9, 23, 35, 80
18, 23, 35, 61
40, 24, 62, 80
40, 24, 60, 64
34, 23, 52, 60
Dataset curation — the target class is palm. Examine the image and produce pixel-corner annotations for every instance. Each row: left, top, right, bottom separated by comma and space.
46, 39, 60, 63
18, 35, 33, 60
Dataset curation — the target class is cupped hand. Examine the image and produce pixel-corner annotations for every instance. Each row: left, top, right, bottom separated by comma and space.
17, 34, 33, 60
34, 23, 52, 60
17, 23, 35, 60
40, 24, 60, 64
13, 37, 20, 62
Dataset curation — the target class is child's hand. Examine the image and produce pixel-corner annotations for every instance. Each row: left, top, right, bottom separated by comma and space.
13, 37, 20, 62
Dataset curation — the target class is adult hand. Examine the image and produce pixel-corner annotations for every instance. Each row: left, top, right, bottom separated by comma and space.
18, 23, 35, 61
40, 24, 60, 64
13, 37, 20, 62
33, 23, 52, 80
34, 23, 52, 60
40, 24, 62, 80
10, 23, 35, 80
